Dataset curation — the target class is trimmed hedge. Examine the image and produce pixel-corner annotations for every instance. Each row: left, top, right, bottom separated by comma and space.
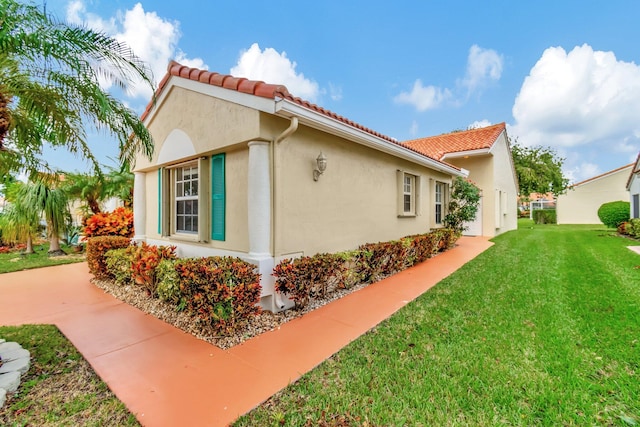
273, 228, 461, 309
175, 257, 262, 333
533, 209, 557, 224
598, 201, 630, 228
87, 236, 131, 279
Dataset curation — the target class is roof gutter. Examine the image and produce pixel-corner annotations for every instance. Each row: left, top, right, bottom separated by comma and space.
274, 98, 466, 178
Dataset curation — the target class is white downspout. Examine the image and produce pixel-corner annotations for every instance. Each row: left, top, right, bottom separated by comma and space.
272, 116, 298, 310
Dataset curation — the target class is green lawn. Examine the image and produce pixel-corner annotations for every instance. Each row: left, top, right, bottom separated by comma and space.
0, 325, 139, 426
0, 243, 85, 274
235, 221, 640, 426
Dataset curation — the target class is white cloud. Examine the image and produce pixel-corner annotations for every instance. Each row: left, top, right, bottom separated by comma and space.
230, 43, 319, 101
395, 45, 502, 112
328, 82, 343, 101
511, 44, 640, 151
460, 45, 503, 93
410, 120, 419, 136
468, 120, 492, 130
66, 1, 207, 99
394, 79, 452, 112
565, 161, 601, 184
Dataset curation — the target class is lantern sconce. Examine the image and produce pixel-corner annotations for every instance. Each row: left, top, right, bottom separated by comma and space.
313, 151, 327, 181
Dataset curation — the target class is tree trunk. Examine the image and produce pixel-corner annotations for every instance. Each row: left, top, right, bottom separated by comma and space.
24, 235, 34, 254
88, 198, 101, 214
48, 229, 65, 256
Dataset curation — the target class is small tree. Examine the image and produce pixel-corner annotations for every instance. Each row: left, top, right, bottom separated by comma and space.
511, 139, 569, 197
443, 177, 481, 233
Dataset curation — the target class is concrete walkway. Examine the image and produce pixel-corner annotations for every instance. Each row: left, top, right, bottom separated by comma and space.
0, 236, 493, 426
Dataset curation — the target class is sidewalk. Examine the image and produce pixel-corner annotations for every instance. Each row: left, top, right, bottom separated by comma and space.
0, 236, 493, 426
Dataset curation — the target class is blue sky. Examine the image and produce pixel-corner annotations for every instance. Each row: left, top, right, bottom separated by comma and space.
42, 0, 640, 183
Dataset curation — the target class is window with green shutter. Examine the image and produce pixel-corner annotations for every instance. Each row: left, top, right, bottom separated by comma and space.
211, 154, 226, 241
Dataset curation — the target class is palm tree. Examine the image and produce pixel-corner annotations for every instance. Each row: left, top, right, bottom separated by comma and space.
62, 172, 107, 216
20, 179, 70, 255
0, 182, 40, 254
61, 164, 134, 218
0, 0, 155, 176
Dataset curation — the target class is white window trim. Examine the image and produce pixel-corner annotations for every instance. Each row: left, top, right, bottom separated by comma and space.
163, 158, 210, 242
397, 170, 421, 218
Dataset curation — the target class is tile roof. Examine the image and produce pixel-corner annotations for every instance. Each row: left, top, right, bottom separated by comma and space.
141, 61, 398, 145
401, 122, 507, 160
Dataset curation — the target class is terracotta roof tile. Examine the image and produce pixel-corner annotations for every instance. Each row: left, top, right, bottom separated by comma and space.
140, 61, 467, 171
401, 123, 507, 160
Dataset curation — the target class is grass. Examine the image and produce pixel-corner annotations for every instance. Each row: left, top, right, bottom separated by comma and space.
235, 220, 640, 426
0, 243, 85, 274
0, 324, 140, 426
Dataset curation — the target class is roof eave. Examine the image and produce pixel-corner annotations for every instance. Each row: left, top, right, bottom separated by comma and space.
441, 148, 491, 160
276, 99, 466, 177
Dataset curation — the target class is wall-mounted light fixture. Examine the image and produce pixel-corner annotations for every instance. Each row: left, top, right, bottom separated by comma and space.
313, 151, 327, 181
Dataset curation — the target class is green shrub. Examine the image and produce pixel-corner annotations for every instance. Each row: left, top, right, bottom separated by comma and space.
443, 177, 481, 233
86, 236, 131, 279
273, 253, 345, 309
175, 257, 261, 332
629, 218, 640, 239
130, 242, 176, 296
533, 209, 557, 224
156, 259, 182, 305
104, 247, 134, 285
597, 201, 630, 228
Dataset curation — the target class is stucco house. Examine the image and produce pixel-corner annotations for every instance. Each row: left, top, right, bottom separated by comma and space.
401, 123, 519, 237
557, 163, 633, 224
628, 153, 640, 219
132, 61, 476, 311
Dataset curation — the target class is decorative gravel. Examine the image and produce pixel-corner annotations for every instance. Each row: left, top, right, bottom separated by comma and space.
92, 278, 371, 350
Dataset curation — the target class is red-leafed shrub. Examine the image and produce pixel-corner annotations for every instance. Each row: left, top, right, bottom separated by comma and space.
0, 243, 27, 254
356, 240, 408, 283
84, 207, 134, 238
87, 236, 131, 279
273, 253, 345, 309
404, 233, 440, 264
130, 242, 176, 296
175, 257, 261, 332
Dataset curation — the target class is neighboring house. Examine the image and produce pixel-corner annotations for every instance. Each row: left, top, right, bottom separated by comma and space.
627, 153, 640, 219
402, 123, 519, 237
68, 197, 124, 227
133, 61, 470, 311
557, 163, 633, 224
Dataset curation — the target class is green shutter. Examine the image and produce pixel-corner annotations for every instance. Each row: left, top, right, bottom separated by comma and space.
211, 154, 226, 241
157, 167, 163, 235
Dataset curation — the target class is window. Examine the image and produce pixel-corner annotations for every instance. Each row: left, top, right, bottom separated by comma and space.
403, 174, 414, 214
633, 194, 639, 219
435, 181, 444, 224
398, 171, 419, 217
158, 156, 218, 242
175, 163, 198, 233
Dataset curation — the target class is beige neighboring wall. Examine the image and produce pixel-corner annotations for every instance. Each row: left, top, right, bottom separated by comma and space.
440, 133, 518, 237
490, 133, 519, 235
557, 164, 632, 224
274, 125, 452, 256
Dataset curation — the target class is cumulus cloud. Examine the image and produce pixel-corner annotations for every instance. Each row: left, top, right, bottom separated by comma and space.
460, 45, 503, 93
394, 79, 452, 111
511, 44, 640, 150
565, 162, 601, 184
468, 119, 492, 129
395, 45, 502, 112
230, 43, 320, 101
66, 1, 207, 99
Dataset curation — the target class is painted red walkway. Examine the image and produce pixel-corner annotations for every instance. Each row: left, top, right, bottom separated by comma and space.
0, 236, 493, 426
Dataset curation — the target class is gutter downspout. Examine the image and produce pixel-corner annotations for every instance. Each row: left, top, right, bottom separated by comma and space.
272, 116, 299, 310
